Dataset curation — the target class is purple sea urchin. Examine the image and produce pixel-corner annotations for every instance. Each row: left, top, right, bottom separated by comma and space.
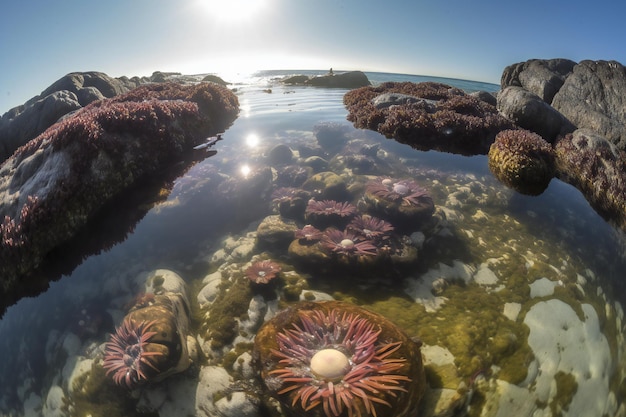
321, 228, 378, 256
245, 260, 282, 284
103, 318, 165, 389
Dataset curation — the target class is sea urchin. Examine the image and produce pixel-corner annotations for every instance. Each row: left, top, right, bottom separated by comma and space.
268, 308, 411, 417
103, 318, 164, 389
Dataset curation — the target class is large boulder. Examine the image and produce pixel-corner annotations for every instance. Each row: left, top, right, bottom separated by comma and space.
497, 86, 572, 142
501, 58, 576, 103
282, 71, 371, 88
0, 72, 137, 162
0, 82, 239, 312
552, 60, 626, 150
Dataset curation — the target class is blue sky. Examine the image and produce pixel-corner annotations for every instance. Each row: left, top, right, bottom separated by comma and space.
2, 0, 625, 113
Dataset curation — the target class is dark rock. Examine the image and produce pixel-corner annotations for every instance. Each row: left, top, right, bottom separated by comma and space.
306, 71, 371, 88
501, 58, 576, 103
372, 93, 437, 110
201, 74, 230, 86
0, 90, 82, 161
470, 90, 497, 107
267, 144, 294, 165
282, 72, 371, 88
552, 60, 626, 150
281, 75, 310, 85
554, 129, 626, 230
0, 72, 133, 162
0, 82, 239, 314
497, 86, 572, 142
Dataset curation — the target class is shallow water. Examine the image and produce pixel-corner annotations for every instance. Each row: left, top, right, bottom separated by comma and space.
1, 71, 625, 417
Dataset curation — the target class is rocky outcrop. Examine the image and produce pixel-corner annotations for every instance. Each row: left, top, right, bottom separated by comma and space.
0, 82, 239, 312
499, 59, 626, 150
551, 60, 626, 149
283, 71, 371, 88
344, 81, 515, 155
497, 58, 626, 231
0, 72, 137, 162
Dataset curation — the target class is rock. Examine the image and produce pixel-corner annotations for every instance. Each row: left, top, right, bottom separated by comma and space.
554, 129, 626, 229
0, 90, 82, 161
266, 143, 293, 165
345, 81, 515, 155
0, 82, 239, 313
487, 129, 556, 195
201, 74, 229, 85
282, 71, 371, 88
371, 92, 437, 110
497, 86, 571, 142
102, 269, 192, 388
195, 366, 233, 417
253, 300, 426, 417
302, 171, 349, 201
501, 58, 576, 103
256, 215, 298, 250
552, 60, 626, 149
470, 90, 497, 107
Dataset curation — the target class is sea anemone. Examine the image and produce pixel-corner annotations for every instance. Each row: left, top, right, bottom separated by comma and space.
321, 228, 377, 256
103, 318, 164, 389
268, 308, 411, 417
306, 199, 357, 217
366, 178, 432, 207
348, 215, 394, 241
245, 260, 282, 284
295, 224, 324, 242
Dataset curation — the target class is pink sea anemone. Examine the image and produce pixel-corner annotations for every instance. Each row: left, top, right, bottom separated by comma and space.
366, 178, 432, 207
295, 224, 324, 242
348, 214, 394, 241
103, 318, 164, 389
321, 228, 378, 256
245, 260, 282, 284
305, 199, 357, 218
268, 308, 411, 417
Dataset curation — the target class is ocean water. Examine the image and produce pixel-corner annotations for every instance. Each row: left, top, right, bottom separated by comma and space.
0, 70, 624, 417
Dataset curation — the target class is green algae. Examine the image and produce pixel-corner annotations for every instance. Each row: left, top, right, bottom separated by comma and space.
200, 271, 252, 350
550, 371, 578, 416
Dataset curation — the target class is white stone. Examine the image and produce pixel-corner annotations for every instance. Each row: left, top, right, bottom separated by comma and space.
529, 277, 559, 298
404, 260, 474, 312
502, 302, 521, 321
61, 332, 81, 357
215, 391, 258, 417
479, 379, 538, 417
233, 352, 255, 379
421, 344, 455, 366
23, 392, 42, 417
42, 385, 66, 417
196, 366, 233, 417
64, 357, 94, 393
197, 273, 223, 307
299, 290, 334, 301
140, 269, 187, 296
473, 264, 499, 286
239, 295, 267, 334
523, 300, 613, 416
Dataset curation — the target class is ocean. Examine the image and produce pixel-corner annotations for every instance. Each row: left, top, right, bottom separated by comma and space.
0, 70, 623, 417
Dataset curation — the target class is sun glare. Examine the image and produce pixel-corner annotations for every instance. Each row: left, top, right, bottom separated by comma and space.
200, 0, 267, 22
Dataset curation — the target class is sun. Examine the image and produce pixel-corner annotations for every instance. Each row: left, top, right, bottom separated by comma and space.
200, 0, 268, 22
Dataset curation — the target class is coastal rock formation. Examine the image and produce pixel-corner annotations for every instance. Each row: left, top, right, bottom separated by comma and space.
0, 72, 137, 162
0, 82, 239, 312
497, 58, 626, 231
282, 70, 371, 88
344, 81, 515, 155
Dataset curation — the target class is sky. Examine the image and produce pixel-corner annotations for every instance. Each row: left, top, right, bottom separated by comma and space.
1, 0, 626, 114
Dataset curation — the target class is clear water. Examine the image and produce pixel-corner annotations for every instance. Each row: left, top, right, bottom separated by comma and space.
1, 70, 625, 416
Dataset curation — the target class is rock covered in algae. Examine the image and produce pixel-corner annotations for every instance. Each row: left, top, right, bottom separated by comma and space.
253, 300, 426, 417
102, 269, 191, 389
487, 129, 556, 195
